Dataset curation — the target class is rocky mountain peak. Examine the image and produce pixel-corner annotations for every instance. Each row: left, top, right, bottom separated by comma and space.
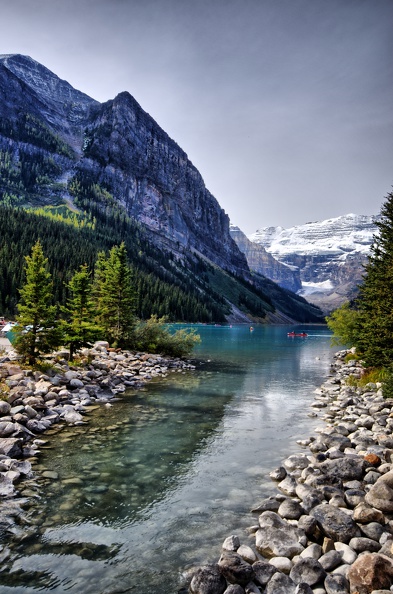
0, 54, 96, 110
246, 213, 379, 313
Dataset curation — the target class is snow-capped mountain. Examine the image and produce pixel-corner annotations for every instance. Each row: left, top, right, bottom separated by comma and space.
247, 214, 379, 313
230, 225, 302, 293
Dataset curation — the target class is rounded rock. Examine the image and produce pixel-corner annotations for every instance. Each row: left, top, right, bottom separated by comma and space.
324, 573, 350, 594
190, 565, 227, 594
289, 558, 326, 586
278, 498, 304, 520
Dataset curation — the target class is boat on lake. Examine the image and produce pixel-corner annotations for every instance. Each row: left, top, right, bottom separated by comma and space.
287, 331, 308, 337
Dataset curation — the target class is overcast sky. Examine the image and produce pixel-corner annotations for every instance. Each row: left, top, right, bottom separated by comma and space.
1, 0, 392, 234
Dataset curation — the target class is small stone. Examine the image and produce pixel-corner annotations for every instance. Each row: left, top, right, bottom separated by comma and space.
319, 550, 343, 571
348, 536, 381, 553
289, 558, 326, 586
222, 535, 240, 551
269, 556, 293, 574
334, 542, 357, 565
250, 497, 280, 513
278, 498, 304, 520
277, 474, 298, 496
344, 489, 366, 508
358, 521, 385, 542
264, 572, 297, 594
236, 545, 257, 564
352, 502, 385, 524
252, 561, 277, 586
324, 573, 350, 594
365, 470, 393, 512
42, 471, 59, 479
299, 543, 322, 560
364, 453, 381, 466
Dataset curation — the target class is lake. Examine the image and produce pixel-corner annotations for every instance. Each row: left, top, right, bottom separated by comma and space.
1, 324, 336, 594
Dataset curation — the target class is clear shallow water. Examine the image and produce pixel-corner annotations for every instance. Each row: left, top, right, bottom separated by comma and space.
1, 325, 335, 594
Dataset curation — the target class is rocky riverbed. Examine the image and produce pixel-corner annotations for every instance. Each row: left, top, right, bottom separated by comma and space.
0, 341, 195, 557
186, 350, 393, 594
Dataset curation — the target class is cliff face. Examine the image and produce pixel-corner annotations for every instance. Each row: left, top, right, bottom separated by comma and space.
230, 225, 301, 293
80, 92, 247, 273
249, 214, 378, 312
0, 54, 247, 275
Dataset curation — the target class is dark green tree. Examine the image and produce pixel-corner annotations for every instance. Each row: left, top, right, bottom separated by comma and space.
62, 264, 103, 360
14, 240, 61, 364
354, 192, 393, 366
94, 242, 136, 348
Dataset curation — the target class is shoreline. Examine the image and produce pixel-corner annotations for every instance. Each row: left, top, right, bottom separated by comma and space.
186, 350, 393, 594
0, 342, 196, 542
1, 345, 393, 593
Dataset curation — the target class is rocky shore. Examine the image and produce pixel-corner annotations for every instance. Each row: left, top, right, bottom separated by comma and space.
187, 350, 393, 594
0, 341, 195, 544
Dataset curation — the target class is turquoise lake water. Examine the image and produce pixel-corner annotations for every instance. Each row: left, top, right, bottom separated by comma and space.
1, 324, 336, 594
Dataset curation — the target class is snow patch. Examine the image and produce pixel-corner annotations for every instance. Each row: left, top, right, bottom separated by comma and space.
249, 214, 378, 260
299, 280, 334, 296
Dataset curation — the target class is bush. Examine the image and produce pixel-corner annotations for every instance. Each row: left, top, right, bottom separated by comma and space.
382, 366, 393, 399
133, 316, 200, 358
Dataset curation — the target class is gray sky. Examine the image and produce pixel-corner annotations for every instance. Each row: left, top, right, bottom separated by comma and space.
1, 0, 392, 234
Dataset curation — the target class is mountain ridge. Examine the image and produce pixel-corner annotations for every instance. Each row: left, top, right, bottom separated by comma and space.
0, 53, 323, 323
245, 213, 378, 313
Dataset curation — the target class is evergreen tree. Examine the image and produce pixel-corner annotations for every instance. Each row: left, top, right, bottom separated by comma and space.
354, 191, 393, 366
14, 240, 61, 364
62, 264, 103, 360
94, 242, 136, 348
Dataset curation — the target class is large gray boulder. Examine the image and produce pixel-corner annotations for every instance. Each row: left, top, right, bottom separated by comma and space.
217, 552, 254, 586
251, 560, 277, 586
189, 565, 227, 594
256, 512, 304, 559
0, 474, 15, 497
318, 456, 366, 481
310, 504, 360, 543
364, 470, 393, 513
0, 437, 22, 458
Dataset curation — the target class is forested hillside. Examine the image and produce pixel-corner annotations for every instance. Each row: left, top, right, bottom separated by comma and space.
0, 54, 324, 324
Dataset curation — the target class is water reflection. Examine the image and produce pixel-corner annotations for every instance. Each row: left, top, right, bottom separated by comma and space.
1, 325, 334, 594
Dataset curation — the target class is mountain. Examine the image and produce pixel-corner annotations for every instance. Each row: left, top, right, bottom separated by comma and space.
0, 54, 323, 323
248, 214, 378, 313
230, 225, 301, 293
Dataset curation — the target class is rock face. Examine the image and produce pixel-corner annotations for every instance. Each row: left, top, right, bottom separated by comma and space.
247, 214, 379, 312
0, 54, 326, 324
0, 53, 247, 276
230, 225, 301, 292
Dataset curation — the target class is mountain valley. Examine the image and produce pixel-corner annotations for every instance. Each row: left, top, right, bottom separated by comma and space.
0, 54, 323, 324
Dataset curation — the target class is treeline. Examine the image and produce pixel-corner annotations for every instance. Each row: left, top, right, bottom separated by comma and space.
0, 204, 228, 322
327, 190, 393, 395
14, 240, 200, 364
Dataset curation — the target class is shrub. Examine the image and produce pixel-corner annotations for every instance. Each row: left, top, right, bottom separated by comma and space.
133, 316, 200, 358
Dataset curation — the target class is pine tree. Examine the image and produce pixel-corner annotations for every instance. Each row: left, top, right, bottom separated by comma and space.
14, 240, 61, 364
62, 264, 103, 360
354, 190, 393, 366
94, 242, 136, 348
